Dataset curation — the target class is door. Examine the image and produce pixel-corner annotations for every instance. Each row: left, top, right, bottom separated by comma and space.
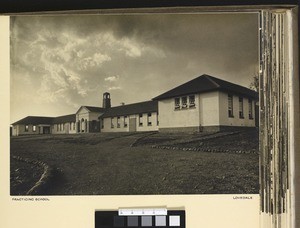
129, 118, 136, 132
43, 127, 50, 134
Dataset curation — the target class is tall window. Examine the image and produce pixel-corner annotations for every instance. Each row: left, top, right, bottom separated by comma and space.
117, 117, 120, 128
181, 96, 187, 108
33, 125, 36, 132
189, 95, 195, 107
61, 123, 64, 131
147, 113, 152, 126
248, 99, 253, 119
239, 97, 244, 118
25, 125, 29, 132
139, 114, 143, 126
73, 122, 76, 130
124, 116, 128, 127
111, 118, 114, 128
228, 94, 234, 117
174, 97, 180, 110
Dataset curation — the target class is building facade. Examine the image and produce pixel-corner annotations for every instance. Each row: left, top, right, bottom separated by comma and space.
11, 74, 258, 136
153, 75, 258, 132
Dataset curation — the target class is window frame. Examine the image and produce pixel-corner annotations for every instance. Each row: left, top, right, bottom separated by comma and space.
228, 94, 234, 118
139, 113, 143, 126
117, 116, 120, 128
248, 99, 253, 119
239, 96, 244, 119
174, 97, 180, 110
189, 95, 195, 107
147, 113, 152, 126
111, 117, 114, 128
181, 96, 188, 108
124, 116, 128, 128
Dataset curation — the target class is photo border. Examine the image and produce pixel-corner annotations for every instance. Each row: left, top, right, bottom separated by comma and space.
1, 2, 299, 228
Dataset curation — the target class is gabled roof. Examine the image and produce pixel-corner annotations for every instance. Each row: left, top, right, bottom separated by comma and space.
152, 74, 258, 100
52, 114, 76, 124
76, 106, 106, 114
101, 100, 158, 118
12, 116, 54, 125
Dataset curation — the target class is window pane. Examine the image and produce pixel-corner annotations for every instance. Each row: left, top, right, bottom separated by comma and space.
189, 95, 195, 107
148, 113, 152, 126
239, 97, 244, 118
228, 94, 233, 117
182, 96, 187, 108
175, 97, 180, 109
139, 114, 143, 126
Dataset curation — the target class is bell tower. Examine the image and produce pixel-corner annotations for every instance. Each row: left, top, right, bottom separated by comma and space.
102, 92, 111, 109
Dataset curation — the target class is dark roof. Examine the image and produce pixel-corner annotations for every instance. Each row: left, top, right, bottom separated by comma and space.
81, 106, 106, 113
152, 74, 258, 100
12, 116, 54, 125
52, 114, 76, 124
101, 100, 158, 118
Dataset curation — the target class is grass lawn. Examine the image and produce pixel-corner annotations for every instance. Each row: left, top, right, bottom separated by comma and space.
10, 131, 259, 195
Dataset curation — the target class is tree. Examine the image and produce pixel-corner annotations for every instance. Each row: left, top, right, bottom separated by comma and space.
249, 74, 259, 92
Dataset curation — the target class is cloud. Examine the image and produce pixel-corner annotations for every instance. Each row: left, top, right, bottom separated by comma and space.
104, 75, 119, 82
121, 38, 142, 57
10, 14, 258, 122
108, 86, 121, 91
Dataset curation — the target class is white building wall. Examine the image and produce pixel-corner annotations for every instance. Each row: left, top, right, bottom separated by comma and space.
136, 112, 158, 132
219, 91, 256, 127
101, 112, 158, 132
12, 124, 51, 136
52, 122, 77, 134
76, 108, 103, 133
102, 116, 129, 133
158, 95, 200, 129
199, 91, 220, 126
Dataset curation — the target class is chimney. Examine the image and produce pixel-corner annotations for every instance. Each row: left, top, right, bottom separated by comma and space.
102, 92, 111, 109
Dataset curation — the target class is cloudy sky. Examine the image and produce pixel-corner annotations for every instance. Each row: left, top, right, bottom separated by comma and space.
10, 13, 259, 123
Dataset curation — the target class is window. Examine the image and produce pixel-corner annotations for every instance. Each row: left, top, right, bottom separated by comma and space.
124, 116, 128, 127
70, 122, 72, 130
111, 118, 114, 128
174, 97, 180, 110
139, 114, 143, 126
33, 125, 36, 132
73, 122, 76, 130
147, 113, 152, 126
61, 123, 64, 131
181, 96, 187, 108
239, 97, 244, 118
25, 125, 29, 132
117, 117, 120, 128
248, 99, 253, 119
189, 95, 195, 107
228, 94, 234, 117
57, 124, 59, 131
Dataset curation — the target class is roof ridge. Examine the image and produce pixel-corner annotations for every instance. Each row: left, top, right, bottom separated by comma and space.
83, 105, 103, 108
110, 100, 156, 109
204, 75, 221, 88
54, 113, 76, 118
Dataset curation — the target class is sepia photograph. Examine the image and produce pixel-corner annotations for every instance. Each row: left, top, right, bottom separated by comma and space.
10, 13, 260, 195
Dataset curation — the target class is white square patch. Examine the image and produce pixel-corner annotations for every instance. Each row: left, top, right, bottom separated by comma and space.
169, 215, 180, 226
